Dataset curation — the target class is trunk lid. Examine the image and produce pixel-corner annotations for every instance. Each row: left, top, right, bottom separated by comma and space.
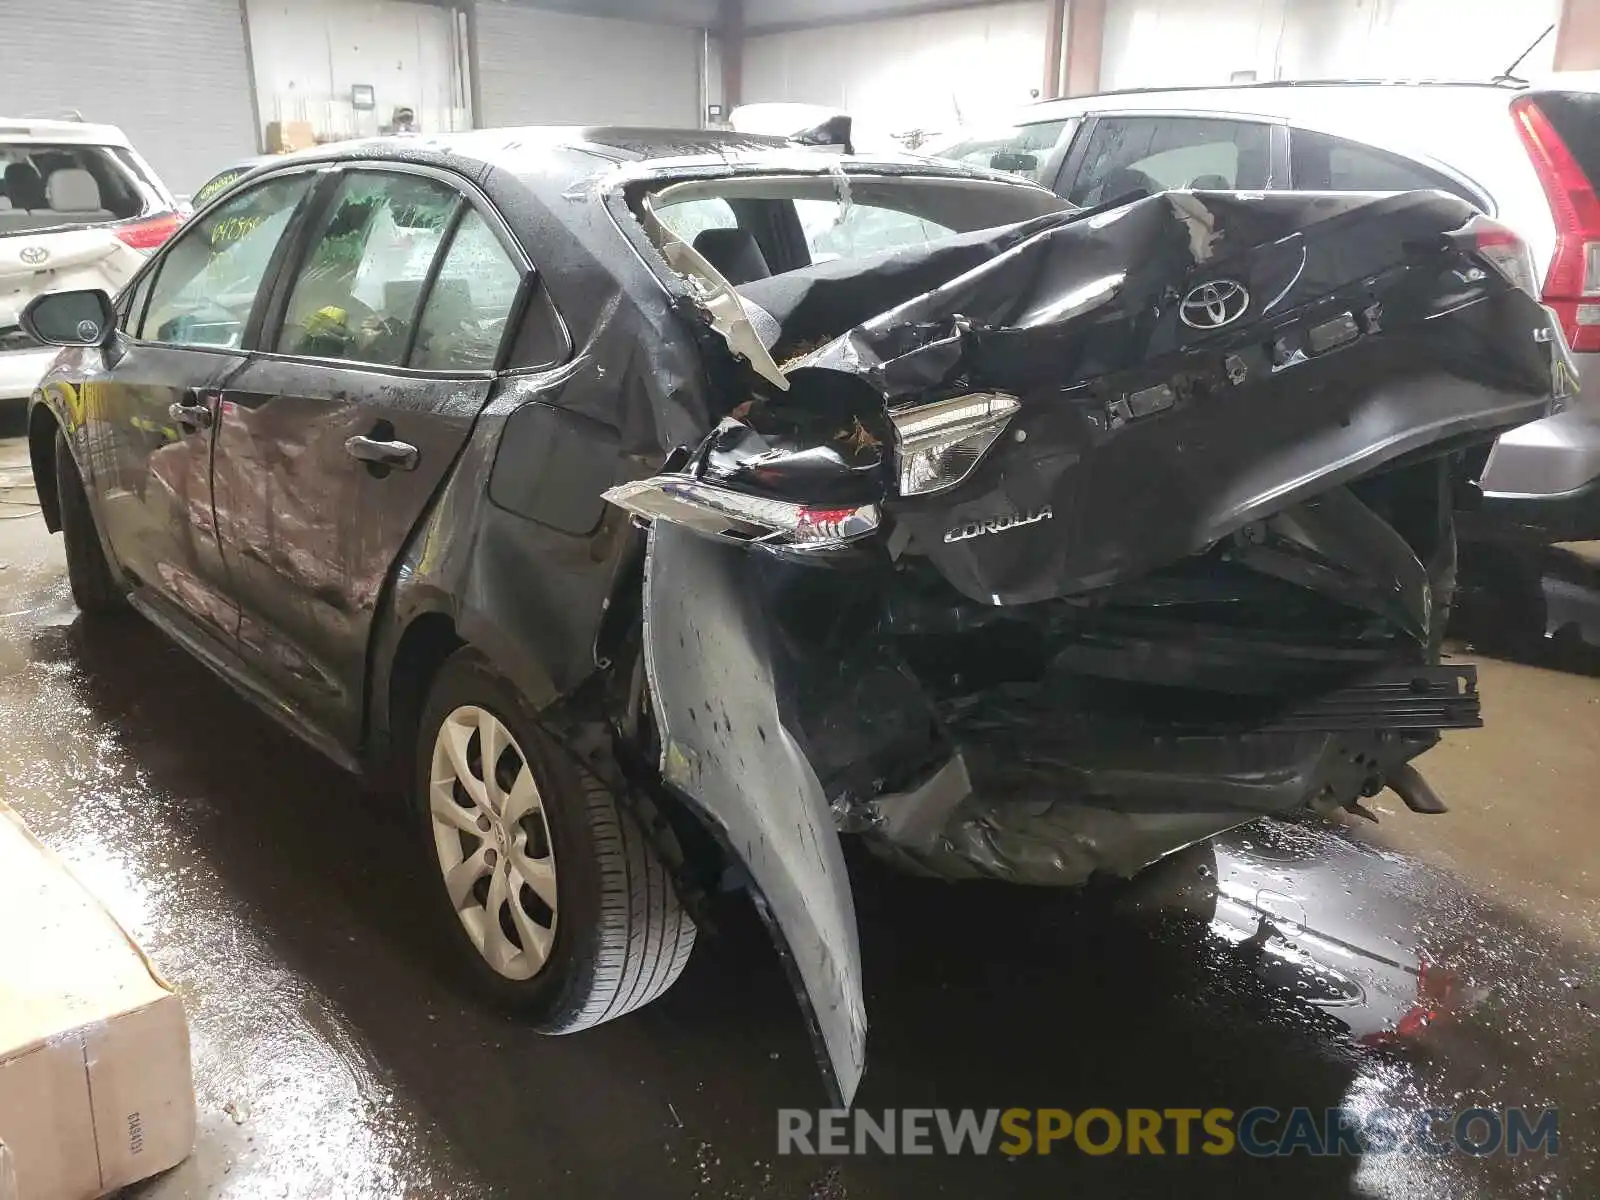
784, 190, 1561, 607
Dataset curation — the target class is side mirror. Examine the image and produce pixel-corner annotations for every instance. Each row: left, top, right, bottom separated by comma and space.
20, 288, 117, 348
990, 151, 1039, 174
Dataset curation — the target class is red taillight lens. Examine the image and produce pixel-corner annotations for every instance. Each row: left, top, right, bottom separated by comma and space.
113, 212, 181, 252
1511, 95, 1600, 351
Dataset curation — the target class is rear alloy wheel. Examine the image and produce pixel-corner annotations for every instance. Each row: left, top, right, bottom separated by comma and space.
429, 704, 559, 980
415, 649, 696, 1029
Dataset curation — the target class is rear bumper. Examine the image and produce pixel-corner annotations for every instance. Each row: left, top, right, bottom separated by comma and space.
1472, 347, 1600, 518
1461, 472, 1600, 543
0, 347, 59, 402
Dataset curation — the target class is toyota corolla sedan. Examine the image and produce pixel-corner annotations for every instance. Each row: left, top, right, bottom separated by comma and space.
22, 127, 1568, 1104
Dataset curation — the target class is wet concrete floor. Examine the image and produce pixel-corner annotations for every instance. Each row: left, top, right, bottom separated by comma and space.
0, 427, 1596, 1199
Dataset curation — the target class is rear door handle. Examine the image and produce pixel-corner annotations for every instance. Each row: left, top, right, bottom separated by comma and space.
168, 399, 213, 430
345, 434, 418, 471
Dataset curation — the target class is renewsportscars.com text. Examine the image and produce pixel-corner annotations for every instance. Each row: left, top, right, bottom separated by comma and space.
777, 1106, 1560, 1157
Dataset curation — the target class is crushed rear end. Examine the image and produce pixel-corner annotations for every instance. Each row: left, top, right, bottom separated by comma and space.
608, 180, 1569, 1103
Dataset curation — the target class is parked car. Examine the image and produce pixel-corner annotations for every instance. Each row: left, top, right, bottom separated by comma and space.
1, 115, 182, 405
928, 78, 1600, 541
21, 127, 1564, 1103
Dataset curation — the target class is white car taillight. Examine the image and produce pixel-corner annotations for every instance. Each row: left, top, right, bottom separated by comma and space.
890, 391, 1021, 497
603, 476, 879, 550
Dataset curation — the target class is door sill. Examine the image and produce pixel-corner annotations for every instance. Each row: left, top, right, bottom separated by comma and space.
127, 588, 365, 776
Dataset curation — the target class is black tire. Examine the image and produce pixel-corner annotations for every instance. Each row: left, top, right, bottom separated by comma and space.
53, 429, 125, 615
414, 647, 695, 1030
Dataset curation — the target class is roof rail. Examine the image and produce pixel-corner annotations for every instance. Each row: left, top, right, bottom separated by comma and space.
1025, 77, 1526, 106
20, 108, 84, 121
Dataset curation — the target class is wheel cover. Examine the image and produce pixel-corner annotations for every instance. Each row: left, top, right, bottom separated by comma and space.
429, 705, 558, 981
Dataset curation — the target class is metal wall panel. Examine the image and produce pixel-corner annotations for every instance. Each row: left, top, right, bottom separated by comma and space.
743, 2, 1050, 140
0, 0, 258, 194
474, 4, 703, 128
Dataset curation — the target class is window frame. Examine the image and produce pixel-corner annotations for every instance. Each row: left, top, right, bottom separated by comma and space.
120, 165, 324, 356
249, 159, 569, 379
1053, 109, 1289, 202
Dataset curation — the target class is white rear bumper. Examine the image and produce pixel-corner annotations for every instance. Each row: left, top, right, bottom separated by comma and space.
0, 346, 60, 402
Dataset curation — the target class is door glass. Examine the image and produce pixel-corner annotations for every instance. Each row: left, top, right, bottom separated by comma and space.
1067, 117, 1272, 205
931, 118, 1077, 183
1290, 129, 1484, 207
139, 174, 311, 348
655, 197, 737, 244
276, 172, 459, 365
793, 199, 954, 263
409, 209, 524, 371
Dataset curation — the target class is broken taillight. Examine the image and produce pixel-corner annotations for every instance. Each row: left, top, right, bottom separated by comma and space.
1466, 215, 1541, 300
1511, 95, 1600, 352
890, 391, 1021, 497
602, 476, 879, 551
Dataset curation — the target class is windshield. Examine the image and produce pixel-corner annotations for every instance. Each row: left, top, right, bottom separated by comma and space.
0, 141, 165, 234
648, 170, 1067, 279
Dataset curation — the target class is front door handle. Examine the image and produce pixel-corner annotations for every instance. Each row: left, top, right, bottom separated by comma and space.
345, 434, 418, 471
168, 400, 212, 430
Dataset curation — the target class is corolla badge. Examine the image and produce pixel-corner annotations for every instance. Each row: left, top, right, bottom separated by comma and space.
944, 506, 1053, 544
19, 245, 48, 265
1180, 279, 1250, 329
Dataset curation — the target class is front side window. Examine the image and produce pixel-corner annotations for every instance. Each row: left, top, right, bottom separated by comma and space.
932, 118, 1077, 183
139, 173, 312, 348
1290, 128, 1483, 207
409, 209, 524, 370
277, 172, 459, 364
1067, 116, 1272, 205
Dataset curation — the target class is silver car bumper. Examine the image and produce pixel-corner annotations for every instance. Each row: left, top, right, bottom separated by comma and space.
1480, 350, 1600, 498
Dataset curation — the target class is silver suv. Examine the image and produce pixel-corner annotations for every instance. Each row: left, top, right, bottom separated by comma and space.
930, 78, 1600, 541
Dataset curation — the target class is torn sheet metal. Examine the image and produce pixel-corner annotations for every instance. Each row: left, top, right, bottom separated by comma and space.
642, 521, 866, 1105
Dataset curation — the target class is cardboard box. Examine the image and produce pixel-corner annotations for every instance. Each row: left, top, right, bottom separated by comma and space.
0, 803, 194, 1200
263, 120, 317, 153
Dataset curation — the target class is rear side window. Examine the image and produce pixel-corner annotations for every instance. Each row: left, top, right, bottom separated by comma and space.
0, 142, 163, 232
1290, 128, 1484, 207
934, 118, 1077, 183
277, 171, 459, 365
794, 198, 953, 263
1067, 116, 1272, 205
409, 209, 524, 371
656, 197, 737, 244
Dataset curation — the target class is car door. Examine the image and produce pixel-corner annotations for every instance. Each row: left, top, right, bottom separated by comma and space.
209, 165, 528, 744
75, 171, 314, 643
1054, 111, 1283, 205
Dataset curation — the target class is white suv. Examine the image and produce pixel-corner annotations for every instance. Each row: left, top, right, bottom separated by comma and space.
930, 78, 1600, 540
1, 116, 181, 403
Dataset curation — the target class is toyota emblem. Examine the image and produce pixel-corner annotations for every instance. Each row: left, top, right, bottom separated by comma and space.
1179, 279, 1250, 330
19, 245, 48, 265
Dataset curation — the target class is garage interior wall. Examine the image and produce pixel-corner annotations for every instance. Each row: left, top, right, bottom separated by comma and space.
472, 4, 704, 127
0, 0, 257, 193
244, 0, 471, 143
1099, 0, 1563, 91
743, 2, 1051, 141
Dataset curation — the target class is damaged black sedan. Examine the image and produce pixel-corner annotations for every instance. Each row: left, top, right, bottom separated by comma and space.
23, 128, 1570, 1106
